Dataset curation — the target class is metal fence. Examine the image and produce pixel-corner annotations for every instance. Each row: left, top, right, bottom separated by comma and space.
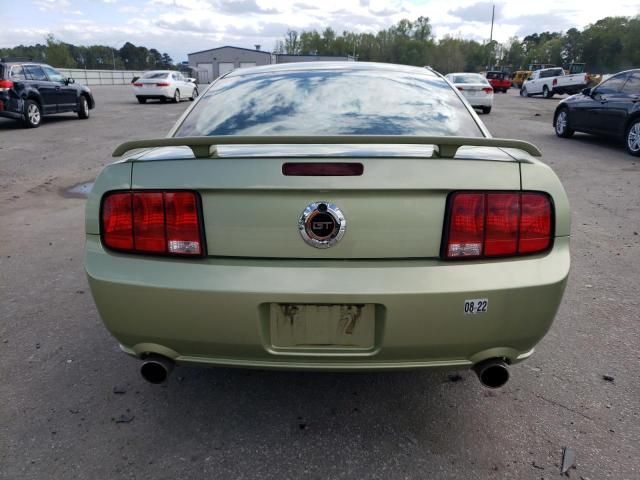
56, 68, 146, 86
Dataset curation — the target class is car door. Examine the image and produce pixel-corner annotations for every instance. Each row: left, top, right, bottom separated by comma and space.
177, 72, 193, 97
23, 64, 57, 113
584, 73, 629, 135
42, 65, 77, 112
527, 72, 541, 94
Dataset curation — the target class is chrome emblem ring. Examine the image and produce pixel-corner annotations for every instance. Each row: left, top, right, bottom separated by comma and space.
298, 201, 346, 249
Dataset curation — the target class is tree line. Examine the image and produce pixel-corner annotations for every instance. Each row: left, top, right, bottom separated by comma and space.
275, 15, 640, 74
0, 35, 174, 70
2, 14, 638, 74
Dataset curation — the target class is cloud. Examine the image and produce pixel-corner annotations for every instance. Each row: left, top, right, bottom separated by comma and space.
507, 13, 574, 36
215, 0, 280, 15
34, 0, 71, 11
449, 2, 504, 22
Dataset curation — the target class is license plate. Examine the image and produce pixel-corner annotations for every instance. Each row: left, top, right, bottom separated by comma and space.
270, 304, 375, 350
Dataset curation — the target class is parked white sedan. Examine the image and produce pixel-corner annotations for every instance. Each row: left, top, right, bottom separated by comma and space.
132, 70, 198, 104
445, 73, 494, 114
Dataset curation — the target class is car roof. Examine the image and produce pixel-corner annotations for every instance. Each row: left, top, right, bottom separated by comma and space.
224, 61, 440, 79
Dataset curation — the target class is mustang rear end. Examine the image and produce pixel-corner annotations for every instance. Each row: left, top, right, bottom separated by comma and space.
85, 63, 570, 387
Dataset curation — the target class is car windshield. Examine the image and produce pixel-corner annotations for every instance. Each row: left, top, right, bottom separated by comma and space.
486, 72, 502, 79
142, 72, 169, 79
174, 67, 483, 137
451, 74, 487, 84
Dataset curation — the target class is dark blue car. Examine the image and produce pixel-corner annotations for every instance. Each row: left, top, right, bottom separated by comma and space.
0, 59, 95, 128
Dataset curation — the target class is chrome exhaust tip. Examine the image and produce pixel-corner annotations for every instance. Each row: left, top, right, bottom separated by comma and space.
473, 359, 510, 389
140, 354, 174, 384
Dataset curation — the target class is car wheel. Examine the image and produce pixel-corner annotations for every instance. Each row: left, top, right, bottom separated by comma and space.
137, 97, 147, 104
481, 106, 492, 114
520, 87, 528, 97
625, 119, 640, 156
543, 85, 554, 99
190, 88, 198, 101
23, 99, 42, 128
77, 95, 89, 119
173, 90, 180, 103
555, 108, 574, 138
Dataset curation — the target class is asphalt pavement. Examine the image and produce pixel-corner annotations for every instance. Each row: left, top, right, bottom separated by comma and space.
0, 86, 639, 479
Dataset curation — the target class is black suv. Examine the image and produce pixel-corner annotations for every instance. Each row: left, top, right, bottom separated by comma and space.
0, 59, 95, 128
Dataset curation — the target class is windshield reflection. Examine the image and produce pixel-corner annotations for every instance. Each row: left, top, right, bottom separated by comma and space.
175, 68, 483, 138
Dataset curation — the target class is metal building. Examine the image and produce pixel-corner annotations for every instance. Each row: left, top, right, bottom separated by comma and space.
187, 46, 272, 83
188, 46, 354, 83
275, 54, 353, 63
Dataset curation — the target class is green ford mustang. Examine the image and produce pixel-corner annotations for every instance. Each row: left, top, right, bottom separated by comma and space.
85, 62, 570, 387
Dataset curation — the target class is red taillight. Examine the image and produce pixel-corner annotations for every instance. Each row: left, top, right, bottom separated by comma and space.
0, 79, 14, 91
483, 87, 493, 94
446, 193, 485, 258
133, 82, 143, 87
444, 191, 552, 259
519, 193, 552, 253
165, 192, 202, 255
102, 193, 133, 250
133, 192, 166, 253
156, 82, 170, 87
552, 78, 558, 87
101, 191, 203, 256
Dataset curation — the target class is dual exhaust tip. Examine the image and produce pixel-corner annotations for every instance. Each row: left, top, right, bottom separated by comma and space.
139, 354, 509, 388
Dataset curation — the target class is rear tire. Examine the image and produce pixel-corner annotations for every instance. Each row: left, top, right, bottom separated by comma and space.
555, 108, 574, 138
77, 95, 89, 119
173, 90, 180, 103
481, 106, 492, 114
625, 118, 640, 156
189, 88, 198, 101
23, 99, 42, 128
137, 97, 147, 104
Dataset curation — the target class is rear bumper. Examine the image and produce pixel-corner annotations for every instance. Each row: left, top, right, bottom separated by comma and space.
133, 87, 173, 99
86, 235, 570, 371
0, 93, 22, 119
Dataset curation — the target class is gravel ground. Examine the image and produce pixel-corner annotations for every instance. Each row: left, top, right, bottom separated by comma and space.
0, 85, 639, 480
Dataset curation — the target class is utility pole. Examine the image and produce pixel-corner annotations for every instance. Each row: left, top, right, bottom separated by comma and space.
488, 4, 495, 70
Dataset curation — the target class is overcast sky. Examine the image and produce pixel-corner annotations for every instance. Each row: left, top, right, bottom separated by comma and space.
3, 0, 639, 62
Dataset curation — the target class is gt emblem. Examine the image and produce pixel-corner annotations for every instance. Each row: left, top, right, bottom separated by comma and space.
299, 201, 346, 248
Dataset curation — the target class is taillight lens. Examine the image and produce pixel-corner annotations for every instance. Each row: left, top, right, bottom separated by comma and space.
101, 191, 204, 256
0, 79, 14, 91
444, 191, 552, 259
156, 82, 170, 87
552, 78, 558, 87
133, 82, 143, 87
483, 87, 493, 94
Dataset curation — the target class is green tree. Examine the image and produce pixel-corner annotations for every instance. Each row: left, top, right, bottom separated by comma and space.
44, 34, 76, 68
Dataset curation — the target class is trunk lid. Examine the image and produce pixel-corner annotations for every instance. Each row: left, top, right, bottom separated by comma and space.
130, 146, 522, 259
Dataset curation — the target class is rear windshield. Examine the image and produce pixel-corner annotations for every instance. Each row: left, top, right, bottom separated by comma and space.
451, 74, 488, 84
142, 72, 169, 79
486, 72, 504, 79
175, 68, 483, 137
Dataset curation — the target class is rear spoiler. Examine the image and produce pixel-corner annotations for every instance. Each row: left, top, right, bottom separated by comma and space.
112, 135, 542, 159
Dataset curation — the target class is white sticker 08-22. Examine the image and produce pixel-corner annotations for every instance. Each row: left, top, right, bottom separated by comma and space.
464, 298, 488, 315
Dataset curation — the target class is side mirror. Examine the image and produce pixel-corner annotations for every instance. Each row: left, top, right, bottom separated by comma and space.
187, 77, 196, 83
66, 77, 75, 85
581, 87, 592, 96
